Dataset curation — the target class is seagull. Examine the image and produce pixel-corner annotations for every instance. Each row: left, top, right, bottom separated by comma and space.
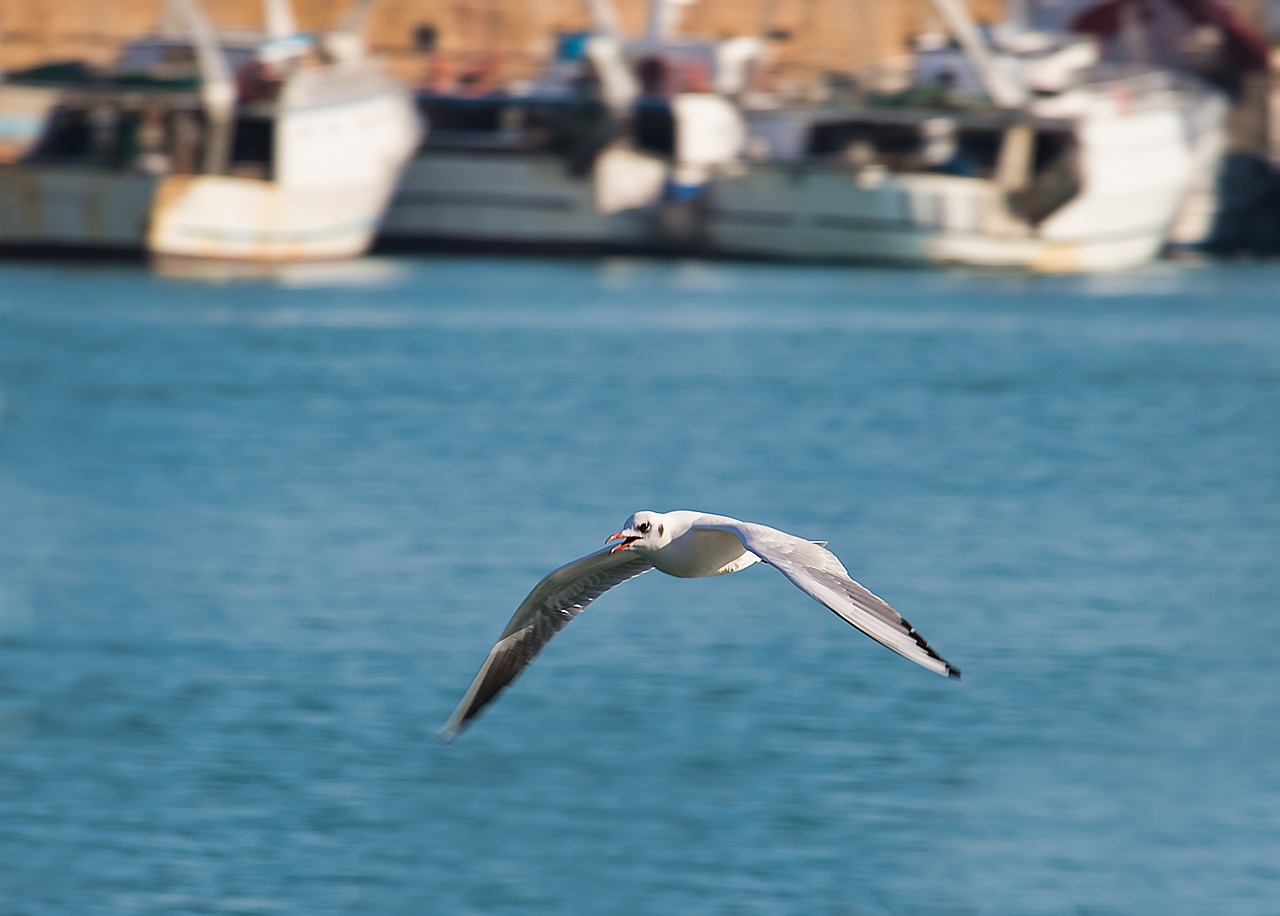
440, 510, 960, 742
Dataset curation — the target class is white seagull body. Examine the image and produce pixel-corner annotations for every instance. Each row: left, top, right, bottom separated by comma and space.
440, 510, 959, 742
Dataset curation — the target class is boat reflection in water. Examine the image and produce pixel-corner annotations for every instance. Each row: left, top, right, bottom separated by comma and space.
149, 252, 410, 288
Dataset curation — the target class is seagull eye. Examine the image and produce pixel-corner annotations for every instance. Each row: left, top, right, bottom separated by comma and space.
637, 522, 650, 534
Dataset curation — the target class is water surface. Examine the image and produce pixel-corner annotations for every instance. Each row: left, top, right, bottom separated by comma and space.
1, 255, 1277, 914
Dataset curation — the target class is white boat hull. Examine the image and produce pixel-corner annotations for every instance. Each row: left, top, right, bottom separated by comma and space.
704, 75, 1220, 272
150, 173, 397, 261
704, 163, 1171, 273
0, 166, 400, 261
381, 146, 667, 251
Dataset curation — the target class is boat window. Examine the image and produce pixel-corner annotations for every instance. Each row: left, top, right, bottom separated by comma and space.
1008, 128, 1080, 225
29, 107, 95, 161
953, 128, 1003, 177
29, 105, 141, 166
422, 100, 504, 134
230, 117, 274, 179
803, 117, 1032, 180
416, 97, 615, 164
807, 120, 919, 164
631, 100, 675, 156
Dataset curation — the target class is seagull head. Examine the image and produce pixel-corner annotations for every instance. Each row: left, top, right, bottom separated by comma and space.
605, 511, 671, 554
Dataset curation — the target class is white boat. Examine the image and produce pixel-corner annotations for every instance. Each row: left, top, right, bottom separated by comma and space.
0, 0, 418, 262
378, 8, 754, 254
694, 4, 1228, 272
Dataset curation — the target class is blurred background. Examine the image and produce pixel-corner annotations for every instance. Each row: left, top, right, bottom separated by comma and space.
2, 2, 1280, 915
3, 0, 1021, 87
1, 0, 1279, 263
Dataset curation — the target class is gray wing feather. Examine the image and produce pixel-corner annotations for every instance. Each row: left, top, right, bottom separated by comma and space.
695, 518, 960, 679
439, 547, 654, 742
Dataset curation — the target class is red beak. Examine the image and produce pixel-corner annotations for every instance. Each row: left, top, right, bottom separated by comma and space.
606, 531, 638, 554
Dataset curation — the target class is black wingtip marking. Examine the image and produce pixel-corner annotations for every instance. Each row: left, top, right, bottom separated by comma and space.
898, 613, 958, 675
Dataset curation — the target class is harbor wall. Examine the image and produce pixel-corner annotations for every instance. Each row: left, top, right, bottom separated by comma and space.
0, 0, 1005, 89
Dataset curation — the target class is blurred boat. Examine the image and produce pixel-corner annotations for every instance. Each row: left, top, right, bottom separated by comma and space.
379, 6, 754, 254
0, 0, 418, 262
1066, 0, 1270, 254
693, 2, 1228, 272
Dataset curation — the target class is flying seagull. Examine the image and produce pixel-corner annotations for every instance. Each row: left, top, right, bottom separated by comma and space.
440, 510, 960, 742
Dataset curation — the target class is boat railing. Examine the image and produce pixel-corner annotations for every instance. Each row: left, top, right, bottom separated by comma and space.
1045, 63, 1211, 113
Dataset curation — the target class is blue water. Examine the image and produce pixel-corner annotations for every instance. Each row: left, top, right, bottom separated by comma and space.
1, 255, 1277, 915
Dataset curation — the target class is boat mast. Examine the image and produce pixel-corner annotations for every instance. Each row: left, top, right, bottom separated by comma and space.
584, 0, 627, 41
324, 0, 376, 63
263, 0, 299, 41
581, 0, 638, 112
928, 0, 1026, 108
165, 0, 235, 175
643, 0, 692, 44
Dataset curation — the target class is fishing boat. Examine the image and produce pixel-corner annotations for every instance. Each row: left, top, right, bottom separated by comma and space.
0, 0, 418, 262
378, 4, 754, 254
693, 2, 1228, 272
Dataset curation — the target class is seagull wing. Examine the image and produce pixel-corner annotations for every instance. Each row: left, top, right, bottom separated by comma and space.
694, 517, 960, 679
440, 547, 654, 742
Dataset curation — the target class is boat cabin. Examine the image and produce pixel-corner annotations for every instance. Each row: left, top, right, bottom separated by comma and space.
747, 107, 1083, 226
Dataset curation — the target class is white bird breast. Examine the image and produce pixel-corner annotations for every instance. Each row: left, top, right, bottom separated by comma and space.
649, 528, 758, 578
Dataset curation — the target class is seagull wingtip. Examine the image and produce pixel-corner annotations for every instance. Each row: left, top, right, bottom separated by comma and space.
946, 665, 962, 681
